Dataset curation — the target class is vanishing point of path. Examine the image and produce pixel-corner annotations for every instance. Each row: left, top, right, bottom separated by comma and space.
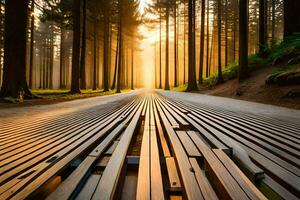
0, 90, 300, 200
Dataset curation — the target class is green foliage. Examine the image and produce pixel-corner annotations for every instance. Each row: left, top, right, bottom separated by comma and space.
268, 34, 300, 64
171, 85, 188, 92
203, 63, 238, 87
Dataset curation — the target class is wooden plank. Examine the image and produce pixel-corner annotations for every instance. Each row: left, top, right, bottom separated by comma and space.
154, 98, 204, 200
149, 101, 165, 200
177, 131, 201, 158
91, 99, 144, 200
165, 157, 182, 192
104, 141, 119, 155
45, 101, 141, 200
213, 149, 267, 200
76, 174, 101, 200
153, 101, 171, 157
4, 100, 141, 200
136, 102, 151, 200
188, 131, 250, 200
189, 158, 218, 200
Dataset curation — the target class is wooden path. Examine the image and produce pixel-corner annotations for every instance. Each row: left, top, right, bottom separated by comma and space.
0, 92, 299, 200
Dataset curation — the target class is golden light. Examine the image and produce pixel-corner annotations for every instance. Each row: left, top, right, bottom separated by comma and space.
138, 0, 157, 88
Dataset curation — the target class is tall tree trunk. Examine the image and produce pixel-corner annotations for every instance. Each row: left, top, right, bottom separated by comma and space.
199, 0, 205, 83
70, 0, 81, 94
187, 0, 198, 91
0, 0, 32, 98
29, 0, 35, 89
233, 0, 237, 62
183, 3, 186, 84
111, 30, 119, 90
284, 0, 300, 37
159, 9, 162, 89
206, 0, 210, 78
271, 0, 275, 43
49, 23, 54, 89
60, 28, 65, 89
217, 0, 223, 84
259, 0, 267, 53
131, 45, 134, 90
103, 16, 109, 92
80, 0, 87, 89
93, 17, 97, 90
224, 0, 228, 66
117, 0, 123, 93
165, 6, 170, 90
174, 1, 178, 87
239, 0, 249, 80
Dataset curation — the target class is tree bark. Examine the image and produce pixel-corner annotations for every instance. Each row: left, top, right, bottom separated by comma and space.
217, 0, 223, 84
159, 9, 162, 89
165, 6, 170, 90
259, 0, 267, 53
206, 0, 210, 78
111, 30, 119, 90
60, 28, 65, 89
80, 0, 87, 89
224, 0, 228, 66
186, 0, 198, 91
70, 0, 81, 94
117, 0, 123, 93
199, 0, 205, 83
0, 0, 32, 98
103, 16, 110, 92
29, 0, 35, 89
239, 0, 249, 80
131, 45, 134, 90
93, 17, 98, 91
174, 1, 178, 87
284, 0, 300, 37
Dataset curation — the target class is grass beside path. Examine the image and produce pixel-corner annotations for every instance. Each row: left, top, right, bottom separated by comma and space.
0, 89, 132, 109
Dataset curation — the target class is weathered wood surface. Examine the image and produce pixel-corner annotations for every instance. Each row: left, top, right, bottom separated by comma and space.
1, 92, 299, 200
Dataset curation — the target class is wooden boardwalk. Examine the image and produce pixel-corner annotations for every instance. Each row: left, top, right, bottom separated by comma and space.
0, 92, 299, 200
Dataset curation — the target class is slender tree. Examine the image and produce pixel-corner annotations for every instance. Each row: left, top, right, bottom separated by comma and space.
80, 0, 87, 89
173, 0, 178, 87
239, 0, 249, 80
259, 0, 267, 53
93, 16, 98, 91
206, 0, 210, 78
165, 5, 170, 90
159, 9, 162, 89
29, 0, 35, 89
102, 3, 110, 92
199, 0, 205, 83
70, 0, 81, 94
217, 0, 223, 84
117, 0, 123, 93
186, 0, 198, 91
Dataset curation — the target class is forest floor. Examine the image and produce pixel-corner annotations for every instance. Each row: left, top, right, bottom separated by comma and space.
0, 89, 132, 109
199, 64, 300, 110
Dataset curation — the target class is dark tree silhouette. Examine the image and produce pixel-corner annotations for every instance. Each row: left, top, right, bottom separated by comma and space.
238, 0, 249, 81
70, 0, 81, 94
80, 0, 87, 90
259, 0, 267, 53
0, 0, 32, 98
186, 0, 198, 91
284, 0, 300, 37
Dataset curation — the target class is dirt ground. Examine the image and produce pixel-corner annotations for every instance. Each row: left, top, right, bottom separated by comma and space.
199, 66, 300, 110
